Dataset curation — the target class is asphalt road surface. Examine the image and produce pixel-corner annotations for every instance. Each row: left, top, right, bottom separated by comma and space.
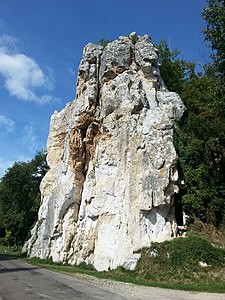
0, 254, 225, 300
0, 254, 126, 300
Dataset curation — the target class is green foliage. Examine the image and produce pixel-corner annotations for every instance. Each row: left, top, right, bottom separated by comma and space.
158, 34, 225, 226
4, 230, 14, 247
99, 38, 112, 48
136, 235, 225, 286
175, 75, 225, 225
130, 34, 138, 45
157, 41, 196, 94
202, 0, 225, 76
0, 150, 48, 246
78, 261, 95, 271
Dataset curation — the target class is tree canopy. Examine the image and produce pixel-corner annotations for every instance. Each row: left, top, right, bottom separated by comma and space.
157, 0, 225, 226
0, 150, 48, 246
202, 0, 225, 77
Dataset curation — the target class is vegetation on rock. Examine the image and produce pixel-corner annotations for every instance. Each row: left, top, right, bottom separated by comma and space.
99, 37, 112, 48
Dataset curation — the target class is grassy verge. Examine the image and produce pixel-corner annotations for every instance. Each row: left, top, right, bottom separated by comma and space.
135, 234, 225, 292
1, 229, 225, 293
0, 244, 22, 257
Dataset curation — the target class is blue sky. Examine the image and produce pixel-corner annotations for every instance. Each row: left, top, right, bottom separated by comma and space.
0, 0, 209, 177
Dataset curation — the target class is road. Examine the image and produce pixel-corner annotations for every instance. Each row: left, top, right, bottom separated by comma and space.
0, 254, 126, 300
0, 254, 224, 300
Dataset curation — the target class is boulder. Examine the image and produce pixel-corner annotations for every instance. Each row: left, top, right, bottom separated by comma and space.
24, 33, 185, 271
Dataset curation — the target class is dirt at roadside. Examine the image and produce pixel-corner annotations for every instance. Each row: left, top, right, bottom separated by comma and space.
66, 272, 225, 300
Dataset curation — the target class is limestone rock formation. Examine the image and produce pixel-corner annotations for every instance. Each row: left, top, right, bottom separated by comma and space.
24, 33, 185, 271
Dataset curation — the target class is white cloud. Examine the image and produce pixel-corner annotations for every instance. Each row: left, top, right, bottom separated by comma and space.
22, 124, 39, 152
0, 34, 54, 104
68, 67, 75, 77
0, 114, 15, 132
0, 33, 18, 53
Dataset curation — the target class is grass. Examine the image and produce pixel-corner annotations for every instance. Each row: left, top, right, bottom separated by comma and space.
134, 235, 225, 292
1, 221, 225, 293
0, 244, 23, 257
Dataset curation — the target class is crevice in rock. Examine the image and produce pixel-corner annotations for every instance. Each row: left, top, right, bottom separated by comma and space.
131, 101, 144, 115
128, 44, 135, 67
69, 128, 87, 221
69, 116, 102, 221
128, 80, 132, 93
155, 92, 160, 107
165, 202, 177, 238
95, 49, 103, 109
69, 47, 104, 217
174, 193, 184, 226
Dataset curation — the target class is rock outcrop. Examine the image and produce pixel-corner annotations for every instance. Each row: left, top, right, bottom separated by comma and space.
24, 33, 185, 271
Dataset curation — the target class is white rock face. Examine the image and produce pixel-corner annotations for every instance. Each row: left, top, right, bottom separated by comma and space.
24, 33, 186, 271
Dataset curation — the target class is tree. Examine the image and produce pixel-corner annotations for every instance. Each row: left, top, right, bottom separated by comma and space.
202, 0, 225, 77
157, 39, 225, 226
157, 41, 196, 94
175, 76, 225, 225
202, 0, 225, 119
0, 150, 48, 246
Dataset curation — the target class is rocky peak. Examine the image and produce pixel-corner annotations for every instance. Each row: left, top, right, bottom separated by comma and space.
24, 33, 185, 271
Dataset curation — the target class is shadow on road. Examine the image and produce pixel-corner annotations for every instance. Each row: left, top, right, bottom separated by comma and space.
0, 266, 39, 274
0, 253, 39, 274
0, 254, 19, 260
